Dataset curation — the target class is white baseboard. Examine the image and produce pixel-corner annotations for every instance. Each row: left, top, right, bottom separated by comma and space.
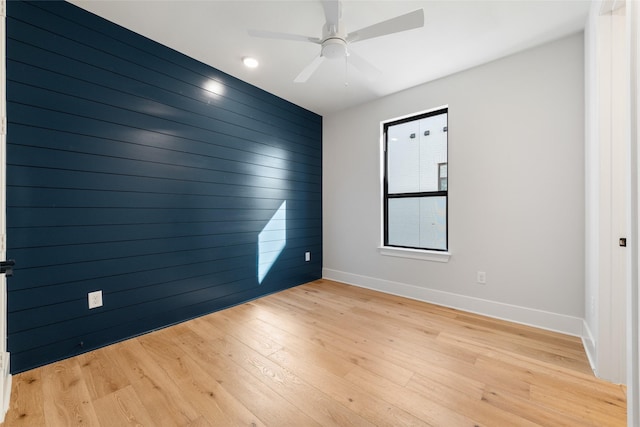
581, 320, 597, 375
0, 352, 10, 423
322, 268, 584, 337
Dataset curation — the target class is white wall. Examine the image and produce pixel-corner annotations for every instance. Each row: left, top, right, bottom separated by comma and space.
323, 33, 585, 335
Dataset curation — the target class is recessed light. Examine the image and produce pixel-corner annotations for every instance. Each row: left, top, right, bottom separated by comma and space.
243, 56, 259, 68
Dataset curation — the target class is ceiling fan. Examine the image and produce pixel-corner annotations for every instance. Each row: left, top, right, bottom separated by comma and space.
248, 0, 424, 83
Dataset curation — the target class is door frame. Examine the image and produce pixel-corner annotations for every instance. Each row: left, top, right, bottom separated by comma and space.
0, 0, 11, 421
627, 0, 639, 424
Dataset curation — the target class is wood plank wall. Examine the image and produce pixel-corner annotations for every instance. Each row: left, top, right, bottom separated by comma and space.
6, 0, 322, 373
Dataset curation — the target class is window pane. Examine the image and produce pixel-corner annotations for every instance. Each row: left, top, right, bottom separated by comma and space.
419, 196, 447, 250
387, 120, 420, 194
388, 196, 447, 250
387, 113, 448, 194
418, 114, 448, 192
388, 198, 420, 247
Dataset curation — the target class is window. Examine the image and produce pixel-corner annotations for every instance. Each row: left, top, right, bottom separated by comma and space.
383, 108, 448, 251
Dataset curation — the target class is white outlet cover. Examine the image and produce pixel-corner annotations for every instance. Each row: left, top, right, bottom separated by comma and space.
477, 272, 487, 284
305, 251, 311, 262
88, 290, 103, 309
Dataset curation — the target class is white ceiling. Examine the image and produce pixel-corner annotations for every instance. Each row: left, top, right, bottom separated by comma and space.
69, 0, 590, 115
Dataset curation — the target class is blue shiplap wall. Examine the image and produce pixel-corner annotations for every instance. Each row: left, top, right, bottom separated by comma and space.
6, 1, 322, 373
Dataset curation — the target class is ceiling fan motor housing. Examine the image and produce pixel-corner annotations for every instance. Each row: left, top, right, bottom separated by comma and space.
322, 37, 347, 59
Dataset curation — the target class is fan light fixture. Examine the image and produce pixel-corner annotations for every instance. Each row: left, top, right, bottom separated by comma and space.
243, 56, 259, 68
321, 38, 347, 59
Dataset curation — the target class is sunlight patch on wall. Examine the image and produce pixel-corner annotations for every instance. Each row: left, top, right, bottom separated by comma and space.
258, 200, 287, 283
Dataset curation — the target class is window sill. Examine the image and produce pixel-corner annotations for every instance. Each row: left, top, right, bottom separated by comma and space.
378, 246, 451, 263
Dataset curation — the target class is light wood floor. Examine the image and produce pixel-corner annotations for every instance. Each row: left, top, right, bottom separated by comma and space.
2, 279, 627, 426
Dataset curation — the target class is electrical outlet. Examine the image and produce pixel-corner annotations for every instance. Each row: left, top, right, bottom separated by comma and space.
88, 290, 103, 309
305, 251, 311, 262
477, 271, 486, 284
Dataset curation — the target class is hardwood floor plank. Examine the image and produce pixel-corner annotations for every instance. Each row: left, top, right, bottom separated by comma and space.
270, 347, 430, 427
445, 330, 625, 400
270, 305, 477, 378
308, 281, 586, 363
256, 292, 476, 372
170, 326, 322, 427
40, 358, 101, 427
481, 385, 597, 427
305, 280, 457, 319
92, 385, 156, 426
139, 328, 265, 427
2, 369, 44, 426
344, 365, 479, 426
76, 347, 130, 400
190, 326, 377, 427
310, 329, 415, 386
446, 324, 591, 374
246, 317, 355, 378
530, 383, 627, 426
105, 339, 202, 427
408, 361, 486, 401
453, 312, 587, 355
1, 279, 627, 427
186, 416, 214, 427
406, 372, 541, 427
198, 314, 283, 357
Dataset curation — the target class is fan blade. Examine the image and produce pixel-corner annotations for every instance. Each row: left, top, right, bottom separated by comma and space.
294, 55, 326, 83
346, 9, 424, 44
321, 0, 341, 29
347, 50, 382, 81
248, 29, 320, 44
